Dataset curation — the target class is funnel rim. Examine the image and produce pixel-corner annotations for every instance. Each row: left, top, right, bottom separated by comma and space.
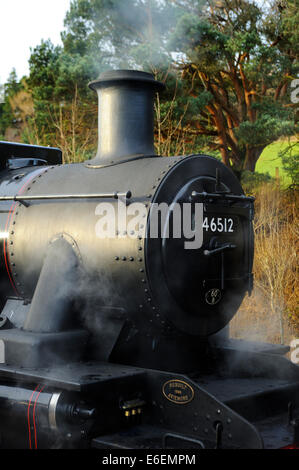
88, 69, 165, 91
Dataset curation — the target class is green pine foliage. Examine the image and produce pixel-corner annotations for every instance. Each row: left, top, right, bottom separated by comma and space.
1, 0, 298, 170
169, 0, 298, 172
0, 69, 24, 138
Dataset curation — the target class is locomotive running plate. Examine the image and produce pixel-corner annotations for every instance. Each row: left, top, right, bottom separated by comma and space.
162, 379, 195, 405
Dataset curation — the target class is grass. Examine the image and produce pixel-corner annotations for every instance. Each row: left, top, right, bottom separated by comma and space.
199, 138, 296, 186
256, 140, 294, 186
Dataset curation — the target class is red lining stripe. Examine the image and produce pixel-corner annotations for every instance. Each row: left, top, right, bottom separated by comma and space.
33, 385, 45, 449
27, 384, 41, 449
3, 168, 49, 295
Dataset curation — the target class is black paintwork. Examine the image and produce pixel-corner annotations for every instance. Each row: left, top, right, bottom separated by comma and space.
0, 70, 298, 449
0, 141, 62, 169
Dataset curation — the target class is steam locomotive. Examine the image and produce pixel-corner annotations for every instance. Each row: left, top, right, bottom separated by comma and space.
0, 70, 298, 449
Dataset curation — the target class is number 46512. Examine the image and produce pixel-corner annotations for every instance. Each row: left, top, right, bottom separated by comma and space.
203, 217, 234, 233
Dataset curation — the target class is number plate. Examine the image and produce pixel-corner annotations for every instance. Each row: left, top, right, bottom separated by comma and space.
202, 216, 238, 234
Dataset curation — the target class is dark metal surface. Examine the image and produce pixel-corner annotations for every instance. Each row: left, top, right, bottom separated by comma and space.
23, 236, 80, 333
0, 382, 99, 449
146, 157, 254, 337
89, 69, 165, 91
0, 383, 54, 448
254, 413, 298, 449
0, 68, 298, 450
0, 166, 50, 305
92, 426, 206, 449
0, 361, 265, 449
0, 329, 89, 368
0, 71, 255, 368
87, 70, 164, 164
0, 361, 145, 392
0, 141, 62, 169
191, 190, 255, 203
0, 190, 132, 206
142, 369, 263, 449
0, 154, 254, 368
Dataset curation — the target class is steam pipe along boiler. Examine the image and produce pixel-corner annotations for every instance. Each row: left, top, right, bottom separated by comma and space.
0, 70, 298, 449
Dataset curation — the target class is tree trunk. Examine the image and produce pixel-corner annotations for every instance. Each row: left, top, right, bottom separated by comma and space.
243, 146, 265, 172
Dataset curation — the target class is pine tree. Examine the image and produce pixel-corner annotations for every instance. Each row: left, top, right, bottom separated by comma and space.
169, 0, 298, 172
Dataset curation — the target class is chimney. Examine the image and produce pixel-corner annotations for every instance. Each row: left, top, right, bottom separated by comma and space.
87, 70, 165, 166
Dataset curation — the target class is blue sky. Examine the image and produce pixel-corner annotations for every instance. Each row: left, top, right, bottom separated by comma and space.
0, 0, 71, 84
